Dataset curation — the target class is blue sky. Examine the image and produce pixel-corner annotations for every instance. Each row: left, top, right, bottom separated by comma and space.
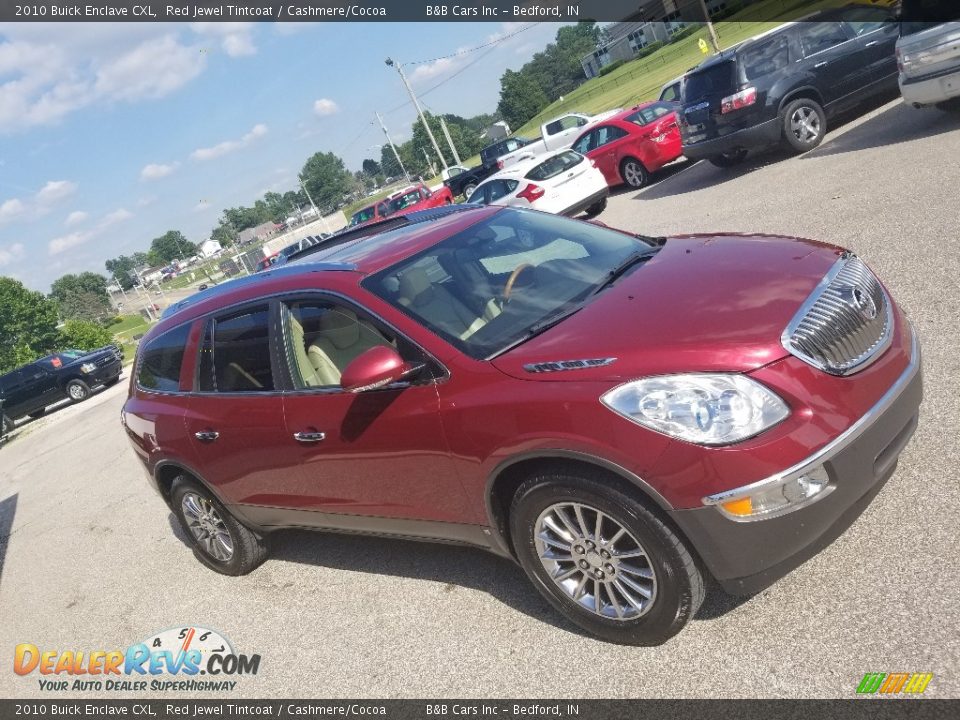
0, 20, 566, 291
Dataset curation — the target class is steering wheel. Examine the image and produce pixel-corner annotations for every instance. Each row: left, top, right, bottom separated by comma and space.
503, 263, 535, 303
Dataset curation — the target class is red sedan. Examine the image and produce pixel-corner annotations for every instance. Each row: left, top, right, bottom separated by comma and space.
571, 101, 683, 189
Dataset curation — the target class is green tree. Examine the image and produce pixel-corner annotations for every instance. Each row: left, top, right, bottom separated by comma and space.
300, 152, 353, 211
104, 256, 137, 289
50, 272, 113, 323
147, 231, 196, 266
362, 158, 381, 176
497, 69, 550, 129
59, 319, 114, 351
0, 277, 61, 374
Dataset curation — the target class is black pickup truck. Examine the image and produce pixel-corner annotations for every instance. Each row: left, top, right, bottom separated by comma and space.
0, 346, 122, 434
443, 136, 534, 199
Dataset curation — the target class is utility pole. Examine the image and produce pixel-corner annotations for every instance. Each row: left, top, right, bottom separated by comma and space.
298, 173, 331, 234
438, 116, 462, 167
385, 57, 448, 172
698, 0, 721, 53
374, 112, 411, 182
112, 274, 128, 300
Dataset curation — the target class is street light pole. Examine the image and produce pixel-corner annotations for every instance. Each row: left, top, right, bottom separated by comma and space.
374, 112, 411, 182
298, 173, 331, 234
385, 57, 448, 173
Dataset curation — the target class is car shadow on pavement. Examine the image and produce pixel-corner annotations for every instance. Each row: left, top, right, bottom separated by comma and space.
0, 494, 18, 589
802, 101, 960, 159
167, 512, 752, 637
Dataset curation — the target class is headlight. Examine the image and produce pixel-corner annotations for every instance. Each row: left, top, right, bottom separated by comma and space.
705, 465, 833, 521
600, 374, 789, 446
80, 362, 97, 374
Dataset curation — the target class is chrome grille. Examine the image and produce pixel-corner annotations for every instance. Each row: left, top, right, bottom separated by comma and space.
781, 255, 893, 376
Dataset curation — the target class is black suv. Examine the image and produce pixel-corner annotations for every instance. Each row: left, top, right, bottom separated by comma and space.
0, 347, 122, 433
680, 5, 899, 166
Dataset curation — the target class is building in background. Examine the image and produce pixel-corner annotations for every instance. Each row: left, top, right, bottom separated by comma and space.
237, 221, 279, 246
198, 239, 222, 258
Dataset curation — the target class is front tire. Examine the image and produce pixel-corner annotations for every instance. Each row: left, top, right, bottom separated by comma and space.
619, 158, 649, 188
66, 379, 90, 403
782, 97, 826, 153
171, 477, 269, 576
510, 469, 704, 645
462, 183, 478, 200
584, 197, 607, 218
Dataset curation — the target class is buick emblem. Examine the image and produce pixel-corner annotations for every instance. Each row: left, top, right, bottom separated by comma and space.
840, 285, 878, 321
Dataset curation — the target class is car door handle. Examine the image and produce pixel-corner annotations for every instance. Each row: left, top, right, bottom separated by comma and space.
194, 431, 219, 442
814, 61, 829, 68
864, 41, 880, 48
294, 431, 326, 443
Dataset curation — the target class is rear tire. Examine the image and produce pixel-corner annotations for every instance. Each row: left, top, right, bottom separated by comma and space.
66, 379, 90, 403
509, 468, 704, 645
463, 183, 478, 200
781, 97, 826, 153
619, 158, 649, 188
708, 149, 748, 167
171, 477, 269, 576
1, 415, 13, 436
584, 198, 608, 218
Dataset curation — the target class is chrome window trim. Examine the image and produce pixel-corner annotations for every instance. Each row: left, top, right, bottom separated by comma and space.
780, 253, 894, 376
703, 326, 919, 515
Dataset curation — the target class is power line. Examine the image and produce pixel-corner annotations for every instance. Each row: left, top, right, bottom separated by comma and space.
405, 23, 539, 66
383, 44, 500, 116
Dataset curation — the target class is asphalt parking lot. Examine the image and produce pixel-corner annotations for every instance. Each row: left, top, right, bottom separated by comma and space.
1, 98, 958, 699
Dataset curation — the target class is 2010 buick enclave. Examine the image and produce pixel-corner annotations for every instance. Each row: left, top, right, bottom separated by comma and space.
122, 205, 921, 645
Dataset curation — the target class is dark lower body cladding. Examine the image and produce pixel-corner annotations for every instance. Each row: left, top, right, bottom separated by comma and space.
561, 188, 608, 217
681, 116, 781, 161
670, 350, 923, 595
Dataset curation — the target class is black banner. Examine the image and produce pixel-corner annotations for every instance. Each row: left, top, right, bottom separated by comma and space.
0, 700, 958, 720
3, 0, 957, 24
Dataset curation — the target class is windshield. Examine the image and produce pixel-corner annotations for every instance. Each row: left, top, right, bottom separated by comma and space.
350, 206, 377, 225
363, 208, 654, 359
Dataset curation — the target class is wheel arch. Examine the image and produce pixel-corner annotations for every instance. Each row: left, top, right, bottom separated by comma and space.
778, 86, 825, 113
485, 450, 675, 559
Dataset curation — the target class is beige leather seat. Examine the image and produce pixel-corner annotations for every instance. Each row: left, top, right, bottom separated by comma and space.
307, 309, 387, 386
288, 313, 323, 388
397, 267, 486, 340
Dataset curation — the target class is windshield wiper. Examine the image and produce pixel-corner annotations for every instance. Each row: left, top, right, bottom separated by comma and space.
487, 305, 584, 359
592, 247, 662, 295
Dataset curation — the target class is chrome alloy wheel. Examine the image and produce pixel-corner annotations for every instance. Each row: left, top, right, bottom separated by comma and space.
622, 161, 644, 187
68, 384, 86, 400
790, 106, 821, 144
182, 492, 234, 562
534, 502, 657, 620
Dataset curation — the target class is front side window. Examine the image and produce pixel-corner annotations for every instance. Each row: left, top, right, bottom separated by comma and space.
838, 6, 892, 35
525, 151, 584, 182
363, 209, 654, 359
571, 131, 595, 154
138, 324, 191, 392
198, 306, 275, 392
390, 190, 422, 212
799, 22, 849, 56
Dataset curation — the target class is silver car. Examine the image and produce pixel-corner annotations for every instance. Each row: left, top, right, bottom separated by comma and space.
896, 1, 960, 109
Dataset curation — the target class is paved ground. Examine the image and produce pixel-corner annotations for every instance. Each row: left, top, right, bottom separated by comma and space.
1, 98, 958, 699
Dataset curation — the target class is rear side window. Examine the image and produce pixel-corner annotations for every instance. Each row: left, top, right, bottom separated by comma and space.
488, 179, 519, 202
625, 104, 674, 126
683, 61, 736, 101
660, 82, 681, 102
198, 306, 275, 393
798, 22, 849, 56
526, 151, 584, 181
741, 35, 792, 80
544, 116, 585, 135
138, 324, 191, 392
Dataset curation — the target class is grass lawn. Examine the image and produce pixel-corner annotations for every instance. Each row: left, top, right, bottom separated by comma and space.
109, 314, 150, 335
109, 315, 154, 366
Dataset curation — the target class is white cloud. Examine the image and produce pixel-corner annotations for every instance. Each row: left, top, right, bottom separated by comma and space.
0, 27, 209, 133
410, 55, 463, 83
65, 210, 88, 226
313, 98, 339, 116
47, 207, 133, 255
0, 198, 26, 224
136, 196, 156, 207
0, 242, 25, 267
190, 22, 256, 57
191, 123, 268, 161
35, 180, 77, 206
140, 162, 179, 181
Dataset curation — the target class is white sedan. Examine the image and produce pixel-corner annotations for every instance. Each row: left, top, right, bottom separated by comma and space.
466, 149, 609, 218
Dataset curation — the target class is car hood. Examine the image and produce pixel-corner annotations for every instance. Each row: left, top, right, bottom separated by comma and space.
491, 234, 843, 382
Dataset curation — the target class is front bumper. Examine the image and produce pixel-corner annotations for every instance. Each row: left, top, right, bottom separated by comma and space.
681, 116, 781, 161
85, 357, 122, 385
669, 333, 922, 595
900, 67, 960, 106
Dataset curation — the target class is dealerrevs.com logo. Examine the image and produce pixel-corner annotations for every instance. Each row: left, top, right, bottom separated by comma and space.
13, 626, 261, 693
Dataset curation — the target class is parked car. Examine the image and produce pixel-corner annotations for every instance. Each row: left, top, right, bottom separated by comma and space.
348, 198, 394, 228
896, 0, 960, 109
570, 102, 683, 189
497, 110, 626, 171
387, 183, 455, 215
659, 76, 684, 102
122, 204, 921, 646
1, 347, 122, 431
467, 149, 609, 217
255, 253, 280, 272
443, 138, 535, 200
198, 283, 209, 292
680, 4, 900, 166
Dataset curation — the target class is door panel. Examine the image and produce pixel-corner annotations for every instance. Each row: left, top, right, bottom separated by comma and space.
797, 23, 866, 105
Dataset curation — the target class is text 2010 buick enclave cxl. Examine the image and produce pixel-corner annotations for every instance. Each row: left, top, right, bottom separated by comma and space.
122, 206, 921, 645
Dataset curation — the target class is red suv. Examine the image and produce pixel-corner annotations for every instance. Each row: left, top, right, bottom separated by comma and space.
123, 206, 921, 645
387, 182, 455, 214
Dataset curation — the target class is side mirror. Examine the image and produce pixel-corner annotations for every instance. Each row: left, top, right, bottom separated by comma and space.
340, 345, 423, 393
